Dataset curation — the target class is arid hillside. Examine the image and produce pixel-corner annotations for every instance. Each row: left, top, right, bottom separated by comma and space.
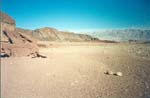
17, 27, 99, 42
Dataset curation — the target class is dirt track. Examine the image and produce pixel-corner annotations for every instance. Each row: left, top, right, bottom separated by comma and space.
1, 43, 150, 98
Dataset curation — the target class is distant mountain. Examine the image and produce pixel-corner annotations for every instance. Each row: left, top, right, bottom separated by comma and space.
88, 29, 150, 42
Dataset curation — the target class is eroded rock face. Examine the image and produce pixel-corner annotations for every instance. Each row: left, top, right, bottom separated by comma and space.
0, 12, 38, 57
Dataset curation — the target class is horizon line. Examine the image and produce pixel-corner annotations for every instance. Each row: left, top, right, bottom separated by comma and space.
17, 26, 150, 33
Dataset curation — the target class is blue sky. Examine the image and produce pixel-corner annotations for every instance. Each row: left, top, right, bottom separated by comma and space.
1, 0, 150, 31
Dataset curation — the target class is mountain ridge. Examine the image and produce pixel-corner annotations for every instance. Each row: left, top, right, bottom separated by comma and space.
87, 29, 150, 42
16, 27, 99, 42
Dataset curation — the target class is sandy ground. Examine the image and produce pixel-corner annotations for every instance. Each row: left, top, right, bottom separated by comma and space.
1, 42, 150, 98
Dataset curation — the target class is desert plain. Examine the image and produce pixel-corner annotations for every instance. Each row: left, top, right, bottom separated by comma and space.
1, 42, 150, 98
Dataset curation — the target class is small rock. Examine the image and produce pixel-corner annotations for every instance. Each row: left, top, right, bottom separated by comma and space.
104, 71, 114, 75
114, 72, 123, 76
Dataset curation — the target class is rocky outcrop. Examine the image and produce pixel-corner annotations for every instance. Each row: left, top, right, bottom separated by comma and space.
1, 12, 15, 31
1, 12, 38, 57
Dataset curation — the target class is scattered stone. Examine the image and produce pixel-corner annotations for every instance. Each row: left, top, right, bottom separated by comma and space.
104, 71, 123, 76
0, 53, 10, 58
28, 52, 47, 58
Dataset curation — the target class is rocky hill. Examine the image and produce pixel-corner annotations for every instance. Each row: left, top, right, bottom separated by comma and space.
0, 12, 38, 57
88, 29, 150, 42
17, 27, 98, 42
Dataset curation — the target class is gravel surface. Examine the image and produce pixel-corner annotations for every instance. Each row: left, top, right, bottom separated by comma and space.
1, 43, 150, 98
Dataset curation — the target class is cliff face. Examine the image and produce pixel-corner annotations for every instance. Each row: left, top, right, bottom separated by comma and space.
1, 12, 38, 57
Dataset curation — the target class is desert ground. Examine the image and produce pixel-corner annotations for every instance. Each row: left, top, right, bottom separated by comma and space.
1, 42, 150, 98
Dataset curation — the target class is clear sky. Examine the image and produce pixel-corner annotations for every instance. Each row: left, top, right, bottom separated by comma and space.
1, 0, 150, 31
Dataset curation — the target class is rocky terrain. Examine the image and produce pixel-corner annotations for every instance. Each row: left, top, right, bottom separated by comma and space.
127, 44, 150, 59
